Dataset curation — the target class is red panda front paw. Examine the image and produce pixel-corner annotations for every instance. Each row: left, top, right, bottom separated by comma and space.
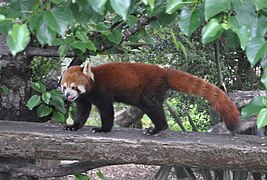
65, 124, 79, 131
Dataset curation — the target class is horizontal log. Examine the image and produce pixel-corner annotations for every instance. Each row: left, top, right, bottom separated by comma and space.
0, 120, 267, 174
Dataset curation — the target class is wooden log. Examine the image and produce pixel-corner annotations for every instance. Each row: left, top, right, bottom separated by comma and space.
0, 120, 267, 176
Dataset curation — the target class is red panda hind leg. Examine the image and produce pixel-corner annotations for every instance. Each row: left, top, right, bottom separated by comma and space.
142, 105, 168, 136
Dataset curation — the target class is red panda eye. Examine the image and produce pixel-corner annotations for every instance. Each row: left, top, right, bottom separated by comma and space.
71, 86, 75, 90
63, 86, 66, 91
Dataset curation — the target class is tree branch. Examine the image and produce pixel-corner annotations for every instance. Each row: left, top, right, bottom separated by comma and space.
0, 160, 121, 178
0, 120, 267, 178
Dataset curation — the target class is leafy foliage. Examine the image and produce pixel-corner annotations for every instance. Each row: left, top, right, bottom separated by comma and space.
26, 81, 67, 123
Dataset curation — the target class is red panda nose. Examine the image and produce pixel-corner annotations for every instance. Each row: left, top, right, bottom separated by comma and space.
66, 92, 71, 98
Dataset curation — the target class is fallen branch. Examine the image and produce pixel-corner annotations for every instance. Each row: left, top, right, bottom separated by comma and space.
0, 120, 267, 178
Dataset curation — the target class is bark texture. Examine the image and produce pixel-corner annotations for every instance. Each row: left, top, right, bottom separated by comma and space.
0, 34, 37, 122
0, 120, 267, 178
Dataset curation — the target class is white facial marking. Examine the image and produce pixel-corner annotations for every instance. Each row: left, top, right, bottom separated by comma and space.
61, 83, 67, 92
78, 85, 86, 94
70, 83, 76, 88
61, 83, 79, 101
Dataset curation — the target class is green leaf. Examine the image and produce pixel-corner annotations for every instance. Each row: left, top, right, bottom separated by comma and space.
86, 40, 97, 52
110, 0, 131, 21
71, 41, 86, 53
27, 95, 41, 110
0, 19, 13, 33
246, 37, 267, 67
204, 0, 231, 19
7, 23, 30, 56
43, 11, 60, 33
37, 104, 52, 118
224, 29, 240, 49
126, 15, 137, 28
233, 25, 251, 50
42, 92, 51, 105
148, 0, 156, 10
166, 0, 185, 14
0, 85, 10, 96
8, 0, 36, 18
88, 0, 107, 15
29, 13, 42, 31
171, 32, 187, 59
241, 96, 266, 120
261, 67, 267, 90
157, 12, 177, 27
51, 0, 64, 5
96, 170, 108, 180
58, 44, 70, 58
256, 108, 267, 128
75, 173, 89, 180
201, 18, 224, 44
178, 8, 202, 36
252, 0, 267, 10
75, 31, 88, 43
43, 7, 69, 36
232, 0, 256, 34
143, 33, 155, 45
107, 29, 122, 44
50, 95, 65, 108
256, 16, 267, 37
31, 82, 46, 93
37, 18, 56, 46
51, 38, 64, 46
52, 111, 65, 123
55, 106, 67, 114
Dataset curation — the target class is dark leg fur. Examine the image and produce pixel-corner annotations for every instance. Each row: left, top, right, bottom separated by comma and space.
143, 105, 168, 136
92, 102, 114, 133
65, 97, 92, 131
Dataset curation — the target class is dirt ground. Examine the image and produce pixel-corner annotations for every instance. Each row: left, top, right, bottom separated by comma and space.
61, 164, 177, 180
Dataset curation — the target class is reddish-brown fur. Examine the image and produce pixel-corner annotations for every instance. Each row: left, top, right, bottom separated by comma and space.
61, 62, 241, 134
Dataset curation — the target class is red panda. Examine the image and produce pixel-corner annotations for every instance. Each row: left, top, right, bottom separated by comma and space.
61, 61, 241, 135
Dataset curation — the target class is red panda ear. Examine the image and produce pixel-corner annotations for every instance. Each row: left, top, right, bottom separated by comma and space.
83, 60, 94, 81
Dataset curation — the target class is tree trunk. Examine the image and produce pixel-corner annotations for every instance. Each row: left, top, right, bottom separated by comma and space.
0, 34, 39, 180
0, 35, 37, 122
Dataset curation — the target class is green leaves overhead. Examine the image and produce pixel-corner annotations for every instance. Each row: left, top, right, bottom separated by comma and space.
201, 19, 223, 44
110, 0, 131, 21
43, 7, 69, 36
204, 0, 231, 19
7, 24, 30, 56
246, 37, 267, 67
37, 18, 56, 46
88, 0, 107, 15
178, 7, 204, 36
166, 0, 190, 14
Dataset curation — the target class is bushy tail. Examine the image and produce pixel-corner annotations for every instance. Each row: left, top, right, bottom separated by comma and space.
165, 69, 241, 134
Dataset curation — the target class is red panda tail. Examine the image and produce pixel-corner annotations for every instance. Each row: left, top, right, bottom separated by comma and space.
165, 69, 241, 134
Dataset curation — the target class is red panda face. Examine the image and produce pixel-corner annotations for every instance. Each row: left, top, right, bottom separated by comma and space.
61, 62, 94, 101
